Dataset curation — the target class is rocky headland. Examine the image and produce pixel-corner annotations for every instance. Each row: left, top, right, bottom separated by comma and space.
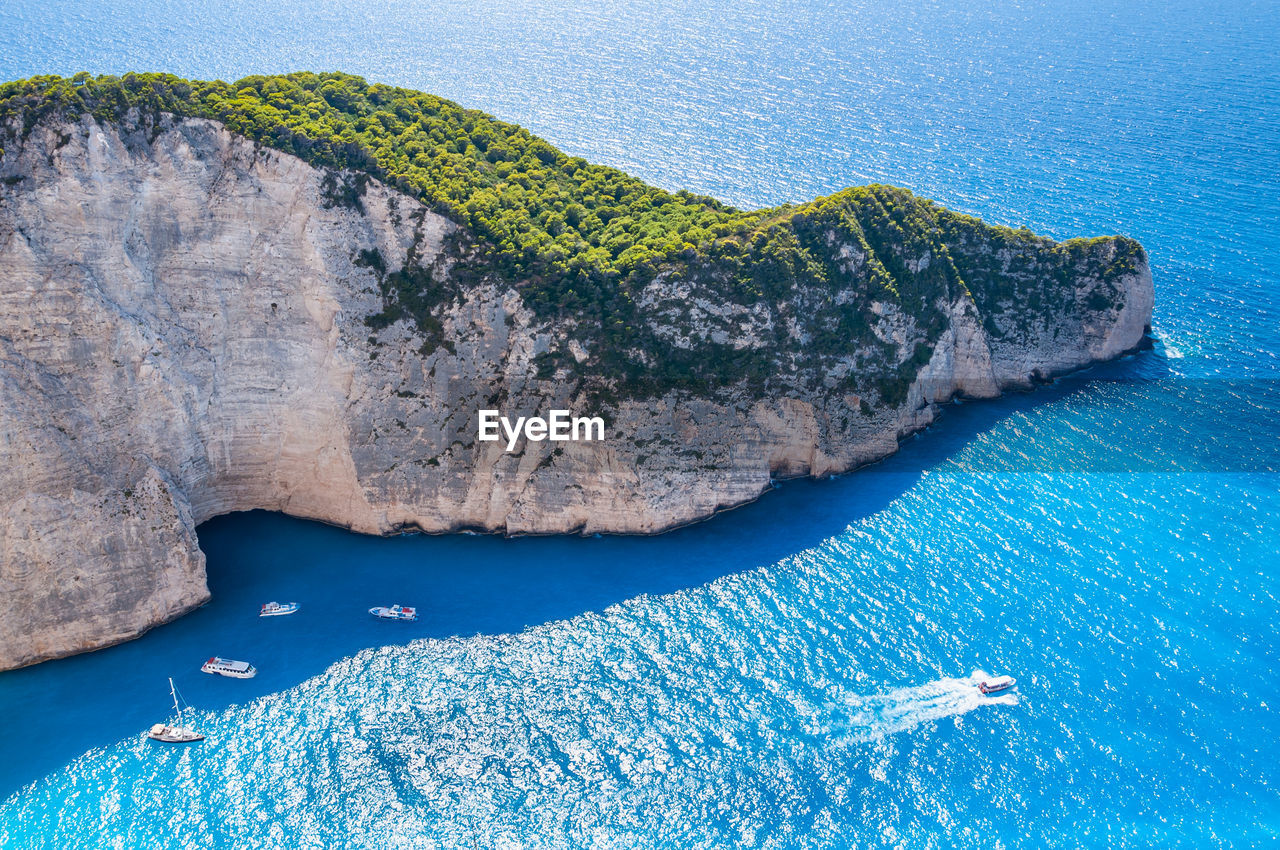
0, 74, 1153, 668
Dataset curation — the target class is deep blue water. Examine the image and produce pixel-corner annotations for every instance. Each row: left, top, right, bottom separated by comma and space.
2, 0, 1279, 846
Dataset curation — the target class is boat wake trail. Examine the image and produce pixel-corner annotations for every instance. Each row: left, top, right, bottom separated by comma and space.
817, 671, 1018, 744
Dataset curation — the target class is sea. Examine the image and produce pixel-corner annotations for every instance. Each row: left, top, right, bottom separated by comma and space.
1, 0, 1278, 846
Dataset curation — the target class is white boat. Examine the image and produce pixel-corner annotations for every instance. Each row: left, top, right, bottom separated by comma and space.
369, 604, 418, 621
978, 675, 1016, 695
147, 677, 204, 744
259, 601, 300, 617
201, 656, 257, 678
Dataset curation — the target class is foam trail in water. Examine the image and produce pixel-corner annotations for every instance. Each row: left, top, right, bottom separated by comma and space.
817, 671, 1018, 744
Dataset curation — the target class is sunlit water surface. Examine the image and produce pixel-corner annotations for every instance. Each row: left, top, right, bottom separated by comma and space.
1, 0, 1279, 846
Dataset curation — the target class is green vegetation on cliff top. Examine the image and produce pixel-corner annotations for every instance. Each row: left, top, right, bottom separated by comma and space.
0, 72, 761, 296
0, 71, 1145, 402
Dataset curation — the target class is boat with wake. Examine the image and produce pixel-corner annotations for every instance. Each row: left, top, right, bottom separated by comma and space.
147, 677, 204, 744
978, 675, 1016, 695
201, 657, 257, 678
370, 604, 418, 621
259, 601, 300, 617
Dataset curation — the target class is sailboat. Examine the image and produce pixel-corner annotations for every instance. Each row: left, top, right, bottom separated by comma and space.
146, 677, 205, 744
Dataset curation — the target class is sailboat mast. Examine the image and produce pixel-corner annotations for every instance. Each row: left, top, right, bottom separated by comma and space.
169, 677, 182, 722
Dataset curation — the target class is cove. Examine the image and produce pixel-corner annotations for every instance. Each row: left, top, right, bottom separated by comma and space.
0, 354, 1180, 801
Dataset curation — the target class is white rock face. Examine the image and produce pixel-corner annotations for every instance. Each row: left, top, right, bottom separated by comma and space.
0, 116, 1154, 669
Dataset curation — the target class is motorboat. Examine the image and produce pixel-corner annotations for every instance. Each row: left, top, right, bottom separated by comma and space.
147, 677, 204, 743
201, 657, 257, 678
370, 604, 418, 621
978, 675, 1016, 695
259, 601, 300, 617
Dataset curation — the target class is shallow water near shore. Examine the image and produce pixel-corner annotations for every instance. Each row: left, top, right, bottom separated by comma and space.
2, 0, 1280, 845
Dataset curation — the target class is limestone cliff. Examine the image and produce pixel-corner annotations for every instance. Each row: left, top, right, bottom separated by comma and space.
0, 114, 1152, 669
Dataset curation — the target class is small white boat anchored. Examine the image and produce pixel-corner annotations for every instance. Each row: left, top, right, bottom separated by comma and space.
978, 675, 1016, 695
147, 677, 204, 744
201, 656, 257, 678
259, 601, 300, 617
370, 604, 418, 622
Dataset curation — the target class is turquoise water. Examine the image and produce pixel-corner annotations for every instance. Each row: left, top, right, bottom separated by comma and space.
2, 0, 1280, 845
